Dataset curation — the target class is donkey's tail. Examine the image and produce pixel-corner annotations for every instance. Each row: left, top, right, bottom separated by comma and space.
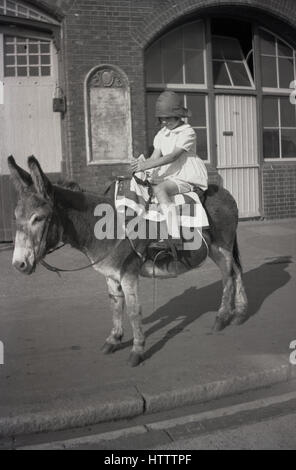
233, 234, 243, 273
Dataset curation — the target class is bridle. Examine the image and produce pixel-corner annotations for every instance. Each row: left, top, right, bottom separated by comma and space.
34, 202, 145, 277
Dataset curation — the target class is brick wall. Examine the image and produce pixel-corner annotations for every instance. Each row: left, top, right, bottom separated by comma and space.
26, 0, 296, 215
262, 164, 296, 219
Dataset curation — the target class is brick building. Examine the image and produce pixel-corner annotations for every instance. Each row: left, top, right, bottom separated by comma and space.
0, 0, 296, 240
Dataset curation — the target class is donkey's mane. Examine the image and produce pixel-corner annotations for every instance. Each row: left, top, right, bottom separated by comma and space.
52, 178, 114, 212
56, 179, 85, 193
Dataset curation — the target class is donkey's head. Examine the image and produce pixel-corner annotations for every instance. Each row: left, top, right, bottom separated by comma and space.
8, 156, 61, 275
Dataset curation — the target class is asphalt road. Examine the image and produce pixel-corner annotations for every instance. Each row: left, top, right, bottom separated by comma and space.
153, 412, 296, 450
1, 218, 295, 441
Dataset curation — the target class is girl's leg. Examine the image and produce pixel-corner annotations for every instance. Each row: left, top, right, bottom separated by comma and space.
153, 180, 180, 238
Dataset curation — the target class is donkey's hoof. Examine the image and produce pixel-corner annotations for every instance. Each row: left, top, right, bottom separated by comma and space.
213, 317, 231, 332
231, 315, 249, 326
128, 352, 143, 367
101, 342, 120, 354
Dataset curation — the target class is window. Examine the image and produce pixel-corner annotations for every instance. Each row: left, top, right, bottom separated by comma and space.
263, 96, 296, 159
0, 0, 58, 24
186, 94, 209, 160
212, 36, 254, 88
146, 92, 209, 161
260, 29, 296, 160
145, 21, 209, 161
259, 29, 296, 90
4, 36, 51, 77
146, 21, 206, 87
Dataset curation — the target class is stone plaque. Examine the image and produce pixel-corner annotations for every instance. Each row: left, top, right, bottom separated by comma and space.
86, 66, 132, 164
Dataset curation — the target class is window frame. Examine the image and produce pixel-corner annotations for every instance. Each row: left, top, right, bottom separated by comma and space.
3, 34, 52, 78
263, 94, 296, 161
259, 27, 296, 161
184, 93, 211, 162
145, 20, 211, 163
260, 27, 296, 94
146, 20, 208, 91
212, 35, 255, 90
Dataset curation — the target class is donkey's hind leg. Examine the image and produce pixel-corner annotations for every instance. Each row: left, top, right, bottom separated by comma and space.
102, 277, 125, 354
210, 244, 235, 332
231, 263, 248, 325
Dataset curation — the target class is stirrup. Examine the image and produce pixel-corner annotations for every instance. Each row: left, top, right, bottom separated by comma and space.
149, 238, 183, 254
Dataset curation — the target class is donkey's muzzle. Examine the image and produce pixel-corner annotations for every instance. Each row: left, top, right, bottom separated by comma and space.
13, 258, 35, 275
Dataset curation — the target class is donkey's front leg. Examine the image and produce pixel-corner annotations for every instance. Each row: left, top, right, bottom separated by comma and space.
121, 272, 145, 367
102, 277, 125, 354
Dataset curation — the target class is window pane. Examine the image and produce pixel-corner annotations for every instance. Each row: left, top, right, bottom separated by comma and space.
40, 43, 50, 54
263, 130, 280, 158
195, 128, 208, 160
213, 61, 231, 86
17, 67, 27, 77
260, 30, 276, 55
212, 36, 242, 60
186, 95, 206, 127
278, 57, 295, 89
41, 66, 50, 76
145, 42, 162, 83
163, 28, 182, 50
29, 67, 39, 77
212, 37, 224, 60
263, 97, 279, 127
17, 44, 27, 54
29, 55, 39, 65
184, 49, 204, 84
261, 56, 277, 87
281, 129, 296, 157
17, 55, 27, 65
227, 62, 251, 86
5, 44, 14, 54
4, 55, 15, 66
146, 93, 161, 149
41, 55, 50, 65
280, 97, 296, 127
29, 44, 38, 54
163, 49, 183, 83
277, 40, 293, 58
183, 21, 204, 50
4, 67, 15, 77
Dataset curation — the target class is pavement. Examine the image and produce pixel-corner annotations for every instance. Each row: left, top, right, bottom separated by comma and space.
0, 218, 295, 439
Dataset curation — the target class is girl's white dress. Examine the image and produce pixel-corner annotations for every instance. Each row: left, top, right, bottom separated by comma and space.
149, 123, 208, 192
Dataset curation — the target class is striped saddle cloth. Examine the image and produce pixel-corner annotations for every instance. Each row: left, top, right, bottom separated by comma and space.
114, 174, 209, 232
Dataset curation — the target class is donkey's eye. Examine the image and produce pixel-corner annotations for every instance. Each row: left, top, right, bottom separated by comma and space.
31, 215, 46, 225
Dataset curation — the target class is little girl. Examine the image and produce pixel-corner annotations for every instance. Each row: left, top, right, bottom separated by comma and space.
131, 91, 208, 243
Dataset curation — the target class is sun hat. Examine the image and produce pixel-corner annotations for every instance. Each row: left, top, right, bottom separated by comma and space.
155, 91, 191, 118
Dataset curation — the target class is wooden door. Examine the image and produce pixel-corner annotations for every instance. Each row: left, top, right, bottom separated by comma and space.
216, 95, 260, 218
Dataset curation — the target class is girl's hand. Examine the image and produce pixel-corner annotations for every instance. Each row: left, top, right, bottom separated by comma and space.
131, 159, 145, 173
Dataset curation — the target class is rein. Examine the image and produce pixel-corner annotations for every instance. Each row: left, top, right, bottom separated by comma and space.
132, 173, 154, 211
37, 177, 149, 276
40, 237, 140, 277
39, 223, 145, 278
40, 254, 105, 277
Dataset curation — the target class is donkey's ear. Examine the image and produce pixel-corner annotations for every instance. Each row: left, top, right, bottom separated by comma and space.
28, 156, 53, 200
7, 155, 33, 194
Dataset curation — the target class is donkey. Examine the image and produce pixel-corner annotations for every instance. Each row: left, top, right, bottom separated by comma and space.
8, 156, 248, 367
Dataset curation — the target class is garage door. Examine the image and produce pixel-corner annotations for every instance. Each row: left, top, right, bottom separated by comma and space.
0, 32, 62, 241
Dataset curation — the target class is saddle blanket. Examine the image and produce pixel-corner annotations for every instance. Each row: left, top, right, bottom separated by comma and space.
115, 174, 209, 230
